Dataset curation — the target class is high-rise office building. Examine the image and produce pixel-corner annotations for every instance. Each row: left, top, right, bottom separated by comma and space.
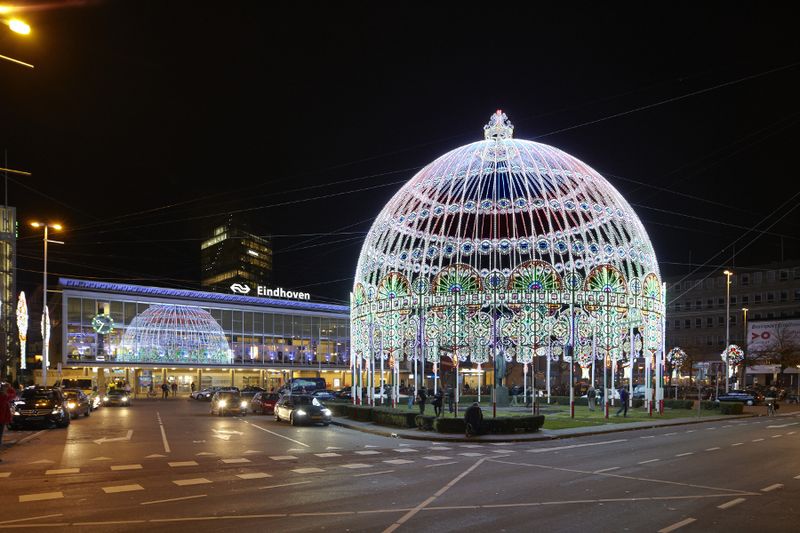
0, 206, 16, 379
201, 216, 273, 292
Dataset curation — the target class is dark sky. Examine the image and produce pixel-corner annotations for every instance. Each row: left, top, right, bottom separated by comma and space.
2, 1, 799, 306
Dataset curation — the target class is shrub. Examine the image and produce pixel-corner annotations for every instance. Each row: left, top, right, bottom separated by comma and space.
700, 400, 718, 410
719, 402, 744, 415
434, 417, 466, 433
415, 415, 436, 431
488, 415, 545, 433
663, 400, 694, 410
347, 405, 373, 421
371, 408, 417, 428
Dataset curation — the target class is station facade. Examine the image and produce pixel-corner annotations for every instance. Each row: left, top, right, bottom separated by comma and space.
55, 278, 352, 394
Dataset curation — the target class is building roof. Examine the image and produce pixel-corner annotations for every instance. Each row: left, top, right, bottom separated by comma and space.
59, 278, 349, 314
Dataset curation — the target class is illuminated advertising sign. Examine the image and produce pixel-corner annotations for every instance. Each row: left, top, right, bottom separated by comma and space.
230, 283, 311, 301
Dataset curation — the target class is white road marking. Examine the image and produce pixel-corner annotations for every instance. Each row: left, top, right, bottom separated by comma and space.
771, 434, 783, 438
430, 446, 452, 450
664, 432, 677, 436
94, 429, 133, 445
492, 442, 514, 445
731, 443, 744, 446
27, 459, 54, 464
794, 474, 800, 479
686, 430, 696, 433
292, 467, 325, 474
168, 461, 198, 467
0, 514, 63, 525
287, 448, 305, 453
705, 447, 720, 451
753, 438, 765, 442
593, 467, 620, 473
19, 492, 63, 503
423, 456, 452, 461
248, 422, 310, 448
89, 457, 113, 461
527, 439, 627, 453
767, 422, 798, 428
722, 425, 732, 428
761, 483, 783, 492
788, 431, 796, 435
315, 453, 341, 458
675, 452, 694, 457
173, 478, 212, 486
340, 463, 372, 469
384, 459, 414, 465
257, 481, 312, 490
426, 462, 458, 468
156, 412, 171, 453
269, 456, 297, 461
141, 494, 207, 506
102, 484, 144, 494
144, 454, 166, 458
244, 449, 262, 454
658, 518, 696, 532
460, 444, 484, 448
705, 427, 716, 431
221, 458, 251, 464
15, 430, 46, 446
394, 448, 416, 453
365, 445, 380, 448
459, 453, 485, 457
354, 470, 394, 477
196, 452, 215, 456
640, 435, 655, 439
326, 446, 342, 450
45, 468, 79, 475
236, 472, 272, 479
355, 450, 381, 455
0, 472, 10, 478
638, 459, 660, 464
718, 498, 746, 509
110, 464, 142, 471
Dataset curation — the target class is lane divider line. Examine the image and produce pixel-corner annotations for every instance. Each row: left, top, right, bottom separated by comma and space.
156, 412, 171, 454
761, 483, 783, 492
141, 494, 207, 506
658, 517, 696, 533
248, 422, 311, 448
718, 498, 746, 510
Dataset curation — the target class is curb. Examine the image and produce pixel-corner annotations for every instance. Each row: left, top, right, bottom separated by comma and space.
331, 413, 757, 443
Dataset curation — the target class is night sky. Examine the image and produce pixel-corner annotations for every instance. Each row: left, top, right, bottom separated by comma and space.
1, 1, 799, 307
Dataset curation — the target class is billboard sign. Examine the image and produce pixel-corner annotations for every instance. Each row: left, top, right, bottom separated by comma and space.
747, 319, 800, 355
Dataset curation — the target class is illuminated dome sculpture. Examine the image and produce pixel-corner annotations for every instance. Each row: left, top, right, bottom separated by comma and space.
351, 111, 665, 384
120, 304, 232, 364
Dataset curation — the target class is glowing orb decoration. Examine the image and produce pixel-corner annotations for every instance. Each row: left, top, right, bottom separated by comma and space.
120, 304, 232, 364
16, 291, 28, 370
666, 347, 687, 367
721, 344, 744, 365
351, 111, 664, 366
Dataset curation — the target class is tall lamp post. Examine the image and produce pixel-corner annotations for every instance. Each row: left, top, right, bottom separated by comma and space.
1, 9, 34, 68
723, 270, 733, 393
31, 222, 63, 386
741, 307, 748, 388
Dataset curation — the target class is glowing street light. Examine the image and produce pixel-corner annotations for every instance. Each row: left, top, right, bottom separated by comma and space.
31, 221, 64, 386
8, 18, 29, 34
1, 10, 34, 68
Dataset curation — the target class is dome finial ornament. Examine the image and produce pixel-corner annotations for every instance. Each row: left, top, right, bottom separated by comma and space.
484, 109, 514, 140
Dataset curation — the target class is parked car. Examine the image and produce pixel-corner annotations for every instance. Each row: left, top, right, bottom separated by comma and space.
62, 389, 92, 418
334, 388, 352, 400
716, 390, 763, 406
274, 394, 332, 426
250, 392, 280, 414
10, 387, 70, 429
103, 389, 132, 407
241, 386, 265, 403
193, 386, 238, 401
210, 391, 247, 416
312, 389, 336, 401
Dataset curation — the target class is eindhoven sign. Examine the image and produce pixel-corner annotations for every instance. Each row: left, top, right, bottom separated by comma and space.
230, 283, 311, 301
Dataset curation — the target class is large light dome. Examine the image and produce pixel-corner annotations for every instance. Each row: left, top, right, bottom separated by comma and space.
351, 111, 664, 372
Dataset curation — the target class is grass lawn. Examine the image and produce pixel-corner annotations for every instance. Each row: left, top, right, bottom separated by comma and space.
358, 400, 726, 430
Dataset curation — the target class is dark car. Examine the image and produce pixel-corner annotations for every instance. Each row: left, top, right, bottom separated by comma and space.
10, 387, 70, 429
312, 389, 336, 401
103, 389, 132, 407
717, 390, 763, 406
210, 391, 247, 416
241, 386, 265, 402
274, 394, 332, 426
250, 392, 280, 414
334, 388, 353, 400
62, 389, 92, 418
192, 386, 239, 401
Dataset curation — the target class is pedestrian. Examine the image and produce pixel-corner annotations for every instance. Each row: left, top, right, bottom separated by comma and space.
171, 382, 178, 397
418, 387, 427, 415
407, 389, 414, 408
161, 382, 169, 399
190, 381, 196, 393
464, 402, 483, 437
0, 382, 17, 460
587, 384, 596, 412
432, 389, 443, 417
615, 387, 629, 417
446, 386, 454, 413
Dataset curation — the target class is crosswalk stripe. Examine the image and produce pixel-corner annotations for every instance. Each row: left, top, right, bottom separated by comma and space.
0, 473, 10, 478
340, 463, 371, 469
394, 448, 416, 453
384, 459, 414, 465
45, 468, 79, 475
221, 458, 251, 464
173, 478, 212, 486
315, 453, 341, 458
103, 484, 144, 494
269, 456, 297, 461
355, 451, 381, 455
19, 492, 63, 503
292, 467, 325, 474
110, 464, 142, 471
236, 472, 272, 479
458, 453, 484, 457
423, 456, 452, 461
168, 461, 199, 467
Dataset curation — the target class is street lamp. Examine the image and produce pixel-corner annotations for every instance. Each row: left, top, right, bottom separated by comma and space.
741, 307, 749, 388
723, 270, 733, 393
31, 222, 64, 386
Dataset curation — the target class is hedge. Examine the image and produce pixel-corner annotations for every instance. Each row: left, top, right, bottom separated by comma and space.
663, 400, 694, 410
347, 405, 374, 421
700, 400, 718, 410
488, 415, 545, 433
415, 415, 436, 431
371, 408, 417, 428
719, 402, 744, 415
434, 417, 466, 433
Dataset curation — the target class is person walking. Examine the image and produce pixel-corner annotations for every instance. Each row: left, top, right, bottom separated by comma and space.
432, 389, 443, 417
446, 386, 454, 413
587, 384, 596, 412
418, 387, 427, 415
171, 382, 178, 398
615, 387, 629, 417
190, 381, 196, 394
0, 382, 17, 460
161, 382, 169, 399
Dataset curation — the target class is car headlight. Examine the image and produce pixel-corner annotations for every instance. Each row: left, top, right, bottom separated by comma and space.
218, 400, 227, 408
103, 396, 109, 401
13, 410, 20, 416
295, 409, 307, 416
52, 407, 62, 414
67, 402, 76, 409
121, 397, 128, 402
240, 401, 248, 409
322, 408, 332, 416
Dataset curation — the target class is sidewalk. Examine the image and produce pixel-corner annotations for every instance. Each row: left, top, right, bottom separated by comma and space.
331, 411, 773, 443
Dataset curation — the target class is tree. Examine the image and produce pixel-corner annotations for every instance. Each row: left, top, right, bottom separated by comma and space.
751, 322, 800, 386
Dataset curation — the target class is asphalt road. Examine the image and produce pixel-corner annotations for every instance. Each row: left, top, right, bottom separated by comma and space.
0, 398, 798, 532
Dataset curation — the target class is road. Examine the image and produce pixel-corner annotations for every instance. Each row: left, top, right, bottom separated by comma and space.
0, 398, 798, 532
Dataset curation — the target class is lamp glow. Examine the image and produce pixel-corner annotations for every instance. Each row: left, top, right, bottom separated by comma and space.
8, 18, 30, 35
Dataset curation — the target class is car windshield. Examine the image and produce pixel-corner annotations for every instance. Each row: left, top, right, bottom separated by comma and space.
293, 396, 322, 406
217, 392, 239, 399
108, 390, 126, 396
21, 389, 58, 401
